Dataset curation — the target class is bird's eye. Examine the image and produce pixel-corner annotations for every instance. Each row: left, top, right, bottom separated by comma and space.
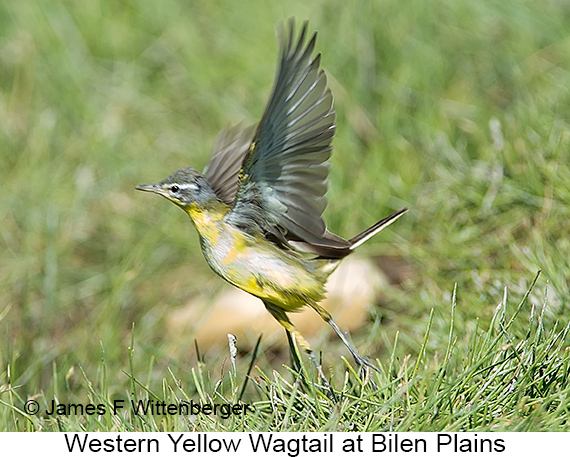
170, 185, 180, 193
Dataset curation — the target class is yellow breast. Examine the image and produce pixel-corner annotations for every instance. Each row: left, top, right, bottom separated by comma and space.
184, 203, 327, 311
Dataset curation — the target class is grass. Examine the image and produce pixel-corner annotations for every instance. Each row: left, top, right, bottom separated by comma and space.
1, 0, 570, 431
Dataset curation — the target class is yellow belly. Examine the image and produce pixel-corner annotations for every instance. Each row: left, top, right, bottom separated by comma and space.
188, 206, 327, 311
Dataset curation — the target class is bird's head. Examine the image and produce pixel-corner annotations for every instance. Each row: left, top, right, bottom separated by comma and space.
136, 167, 218, 210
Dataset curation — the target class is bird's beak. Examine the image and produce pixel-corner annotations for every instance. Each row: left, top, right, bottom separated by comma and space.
135, 183, 167, 197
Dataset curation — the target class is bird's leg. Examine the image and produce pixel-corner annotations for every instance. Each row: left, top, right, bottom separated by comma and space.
285, 329, 304, 377
309, 300, 380, 384
263, 301, 333, 394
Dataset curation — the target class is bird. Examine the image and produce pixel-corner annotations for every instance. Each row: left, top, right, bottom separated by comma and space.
136, 19, 408, 386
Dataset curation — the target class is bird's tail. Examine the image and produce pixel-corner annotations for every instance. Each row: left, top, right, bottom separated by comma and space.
348, 207, 409, 250
317, 207, 408, 278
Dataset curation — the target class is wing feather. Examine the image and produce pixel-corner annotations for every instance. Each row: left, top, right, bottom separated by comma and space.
226, 20, 350, 256
204, 124, 255, 205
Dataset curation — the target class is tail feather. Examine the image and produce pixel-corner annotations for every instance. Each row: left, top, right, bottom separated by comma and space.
349, 207, 408, 250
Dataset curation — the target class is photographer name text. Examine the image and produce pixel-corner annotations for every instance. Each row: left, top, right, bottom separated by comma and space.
26, 399, 253, 419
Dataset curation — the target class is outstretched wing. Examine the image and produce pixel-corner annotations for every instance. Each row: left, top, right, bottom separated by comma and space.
204, 124, 255, 205
227, 20, 351, 257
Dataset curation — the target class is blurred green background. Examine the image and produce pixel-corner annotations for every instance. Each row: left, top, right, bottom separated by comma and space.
1, 0, 570, 430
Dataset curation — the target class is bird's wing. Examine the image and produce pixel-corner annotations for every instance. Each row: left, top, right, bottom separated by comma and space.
204, 124, 256, 205
227, 20, 351, 256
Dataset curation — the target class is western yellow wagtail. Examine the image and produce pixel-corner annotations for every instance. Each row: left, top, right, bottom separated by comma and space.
137, 20, 407, 385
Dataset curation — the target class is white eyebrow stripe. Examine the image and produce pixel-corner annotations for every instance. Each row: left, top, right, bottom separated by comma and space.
174, 183, 198, 191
